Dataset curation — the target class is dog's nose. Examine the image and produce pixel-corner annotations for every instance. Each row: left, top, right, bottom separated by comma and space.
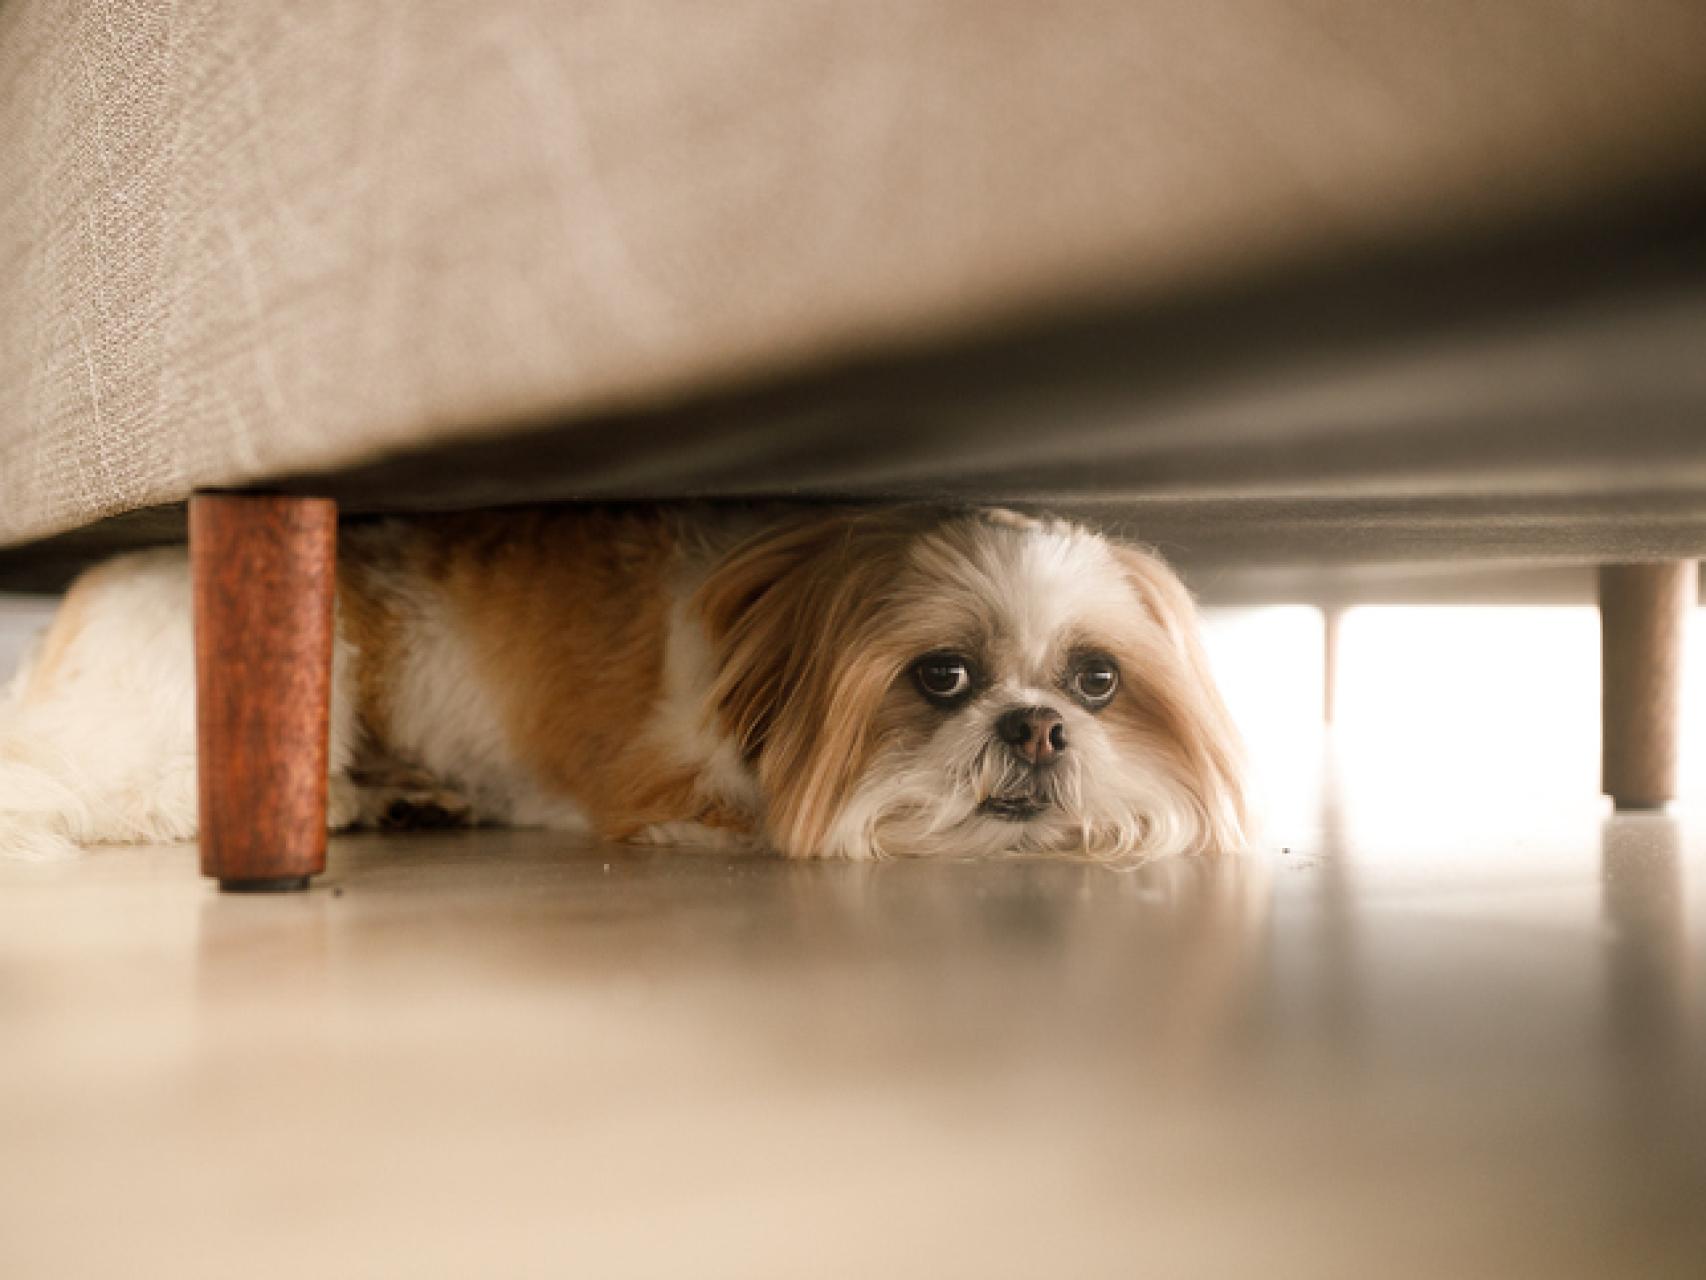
996, 706, 1067, 765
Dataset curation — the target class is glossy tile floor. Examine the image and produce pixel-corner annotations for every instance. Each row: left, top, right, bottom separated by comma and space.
4, 604, 1706, 1277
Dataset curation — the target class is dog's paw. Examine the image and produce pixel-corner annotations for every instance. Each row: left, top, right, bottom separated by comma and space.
629, 812, 761, 852
335, 766, 477, 832
376, 788, 475, 831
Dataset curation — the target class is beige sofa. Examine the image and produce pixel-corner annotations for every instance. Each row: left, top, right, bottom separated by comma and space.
3, 1, 1705, 882
5, 0, 1706, 556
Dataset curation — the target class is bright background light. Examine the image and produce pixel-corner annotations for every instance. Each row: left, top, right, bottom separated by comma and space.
1201, 605, 1706, 855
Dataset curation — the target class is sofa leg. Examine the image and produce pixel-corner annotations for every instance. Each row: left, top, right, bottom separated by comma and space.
1322, 605, 1343, 724
190, 493, 338, 891
1599, 562, 1697, 811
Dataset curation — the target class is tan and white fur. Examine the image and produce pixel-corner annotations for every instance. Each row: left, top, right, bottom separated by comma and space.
0, 506, 1245, 862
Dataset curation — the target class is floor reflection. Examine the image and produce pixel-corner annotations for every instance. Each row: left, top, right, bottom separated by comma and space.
1600, 814, 1689, 1067
1597, 813, 1706, 1242
1257, 737, 1367, 1074
195, 887, 333, 1020
1599, 813, 1700, 1148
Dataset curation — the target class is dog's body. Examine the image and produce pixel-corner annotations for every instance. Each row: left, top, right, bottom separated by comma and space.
0, 506, 1245, 861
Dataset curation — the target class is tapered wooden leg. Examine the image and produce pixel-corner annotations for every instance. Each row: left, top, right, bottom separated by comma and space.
1600, 562, 1697, 811
1322, 605, 1343, 724
190, 493, 338, 891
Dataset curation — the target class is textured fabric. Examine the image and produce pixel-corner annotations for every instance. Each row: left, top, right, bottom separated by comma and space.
4, 0, 1706, 549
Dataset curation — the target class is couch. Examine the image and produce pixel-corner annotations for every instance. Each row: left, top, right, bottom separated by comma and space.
4, 1, 1705, 884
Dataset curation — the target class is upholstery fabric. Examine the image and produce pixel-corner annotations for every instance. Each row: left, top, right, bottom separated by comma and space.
3, 0, 1706, 550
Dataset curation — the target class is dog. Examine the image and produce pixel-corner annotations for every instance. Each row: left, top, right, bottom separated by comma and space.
0, 505, 1245, 861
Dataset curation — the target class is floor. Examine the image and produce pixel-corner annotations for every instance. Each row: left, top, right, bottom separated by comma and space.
4, 603, 1706, 1277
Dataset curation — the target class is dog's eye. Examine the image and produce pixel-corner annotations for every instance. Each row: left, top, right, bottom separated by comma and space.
913, 653, 974, 703
1071, 656, 1119, 706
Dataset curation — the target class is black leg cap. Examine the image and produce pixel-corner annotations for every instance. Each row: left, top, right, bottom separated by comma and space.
218, 876, 312, 893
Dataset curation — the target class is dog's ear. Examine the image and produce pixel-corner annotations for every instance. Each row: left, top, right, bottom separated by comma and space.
694, 511, 919, 856
1106, 542, 1248, 854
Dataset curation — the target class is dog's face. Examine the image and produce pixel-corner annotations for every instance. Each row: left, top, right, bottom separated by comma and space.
698, 509, 1245, 860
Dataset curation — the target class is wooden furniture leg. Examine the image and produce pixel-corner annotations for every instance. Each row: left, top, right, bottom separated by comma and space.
1600, 562, 1697, 811
190, 493, 338, 891
1322, 605, 1343, 724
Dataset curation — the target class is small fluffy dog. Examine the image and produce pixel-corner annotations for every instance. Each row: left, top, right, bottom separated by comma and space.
0, 506, 1245, 861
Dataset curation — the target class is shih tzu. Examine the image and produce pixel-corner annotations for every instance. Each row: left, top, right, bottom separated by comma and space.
0, 506, 1245, 861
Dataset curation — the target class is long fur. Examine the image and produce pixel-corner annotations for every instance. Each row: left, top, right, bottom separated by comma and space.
0, 506, 1245, 862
